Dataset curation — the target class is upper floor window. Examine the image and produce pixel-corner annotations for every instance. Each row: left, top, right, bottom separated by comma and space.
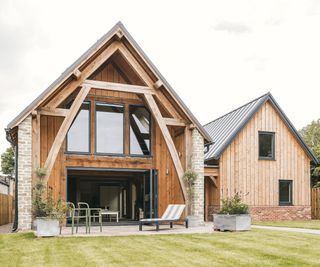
259, 132, 275, 160
67, 101, 90, 153
279, 180, 293, 206
96, 103, 124, 154
129, 106, 151, 155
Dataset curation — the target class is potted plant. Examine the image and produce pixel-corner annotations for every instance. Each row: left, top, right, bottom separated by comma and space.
183, 169, 202, 227
33, 168, 68, 237
214, 193, 251, 231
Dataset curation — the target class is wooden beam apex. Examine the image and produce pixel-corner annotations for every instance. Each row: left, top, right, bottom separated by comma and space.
116, 29, 124, 40
72, 69, 81, 80
153, 80, 163, 89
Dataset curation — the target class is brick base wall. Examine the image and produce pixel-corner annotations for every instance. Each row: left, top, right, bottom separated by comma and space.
191, 128, 204, 224
207, 205, 311, 221
250, 206, 311, 221
17, 115, 33, 230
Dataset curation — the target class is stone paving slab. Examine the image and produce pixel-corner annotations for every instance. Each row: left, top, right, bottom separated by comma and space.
60, 223, 215, 237
0, 223, 13, 234
252, 225, 320, 235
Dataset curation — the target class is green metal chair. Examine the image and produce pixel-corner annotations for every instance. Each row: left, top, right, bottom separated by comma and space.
66, 202, 78, 235
77, 202, 102, 233
76, 202, 90, 234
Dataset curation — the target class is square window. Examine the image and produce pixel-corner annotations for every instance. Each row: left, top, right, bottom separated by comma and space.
95, 103, 124, 154
279, 180, 292, 206
67, 101, 90, 153
259, 132, 275, 159
129, 105, 151, 156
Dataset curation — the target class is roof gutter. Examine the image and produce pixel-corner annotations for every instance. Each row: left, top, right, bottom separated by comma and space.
5, 128, 18, 232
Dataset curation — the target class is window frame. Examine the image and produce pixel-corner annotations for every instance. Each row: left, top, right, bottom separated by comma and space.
65, 100, 91, 155
279, 180, 293, 206
128, 104, 152, 157
94, 101, 125, 156
258, 131, 275, 160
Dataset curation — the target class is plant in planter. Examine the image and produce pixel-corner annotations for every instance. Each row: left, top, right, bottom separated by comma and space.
33, 178, 68, 237
214, 193, 251, 231
183, 169, 202, 227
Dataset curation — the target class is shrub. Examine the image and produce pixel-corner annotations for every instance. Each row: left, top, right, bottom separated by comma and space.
218, 193, 249, 215
314, 181, 320, 188
33, 181, 68, 222
183, 170, 198, 215
35, 167, 47, 180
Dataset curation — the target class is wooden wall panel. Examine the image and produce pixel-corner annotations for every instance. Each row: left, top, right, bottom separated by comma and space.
40, 115, 65, 200
37, 49, 188, 215
219, 101, 311, 206
154, 126, 185, 216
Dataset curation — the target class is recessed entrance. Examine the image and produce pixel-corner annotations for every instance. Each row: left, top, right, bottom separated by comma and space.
67, 168, 158, 224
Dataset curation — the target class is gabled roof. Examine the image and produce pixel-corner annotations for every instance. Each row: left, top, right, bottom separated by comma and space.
6, 22, 211, 142
203, 92, 319, 164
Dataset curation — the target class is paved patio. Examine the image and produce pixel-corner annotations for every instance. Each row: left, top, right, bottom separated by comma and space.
60, 222, 214, 237
0, 223, 12, 234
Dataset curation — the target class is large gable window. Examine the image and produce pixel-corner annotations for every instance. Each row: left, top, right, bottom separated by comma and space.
129, 106, 151, 156
96, 103, 124, 154
279, 180, 293, 206
259, 132, 275, 160
67, 101, 90, 153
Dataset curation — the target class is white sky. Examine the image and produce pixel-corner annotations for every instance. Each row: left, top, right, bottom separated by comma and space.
0, 0, 320, 154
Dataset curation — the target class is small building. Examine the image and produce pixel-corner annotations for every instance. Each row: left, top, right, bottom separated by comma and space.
204, 93, 319, 221
0, 175, 14, 196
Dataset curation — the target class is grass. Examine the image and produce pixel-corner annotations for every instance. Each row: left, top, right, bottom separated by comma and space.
254, 220, 320, 230
1, 229, 320, 266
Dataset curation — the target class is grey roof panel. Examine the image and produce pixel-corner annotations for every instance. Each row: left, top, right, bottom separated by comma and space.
203, 93, 319, 165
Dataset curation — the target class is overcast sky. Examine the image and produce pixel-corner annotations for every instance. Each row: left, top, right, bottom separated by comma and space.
0, 0, 319, 154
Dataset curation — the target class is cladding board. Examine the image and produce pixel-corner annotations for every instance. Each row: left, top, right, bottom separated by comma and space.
219, 101, 311, 206
38, 60, 186, 214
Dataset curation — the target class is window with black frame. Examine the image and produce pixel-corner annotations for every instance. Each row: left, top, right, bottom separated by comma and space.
259, 132, 275, 159
96, 103, 124, 154
129, 106, 151, 156
66, 101, 90, 153
279, 180, 293, 205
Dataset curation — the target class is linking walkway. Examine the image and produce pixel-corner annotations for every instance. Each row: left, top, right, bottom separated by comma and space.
252, 225, 320, 235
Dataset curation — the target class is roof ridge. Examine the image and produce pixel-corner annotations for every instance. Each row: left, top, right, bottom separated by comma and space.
203, 92, 270, 127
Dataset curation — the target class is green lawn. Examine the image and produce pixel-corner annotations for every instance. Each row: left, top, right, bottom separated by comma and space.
1, 230, 320, 266
254, 220, 320, 230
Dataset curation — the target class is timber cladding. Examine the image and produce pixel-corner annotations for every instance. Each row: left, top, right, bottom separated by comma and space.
38, 60, 187, 216
218, 101, 311, 207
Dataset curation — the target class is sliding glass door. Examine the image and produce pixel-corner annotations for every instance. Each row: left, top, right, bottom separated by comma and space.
143, 170, 158, 219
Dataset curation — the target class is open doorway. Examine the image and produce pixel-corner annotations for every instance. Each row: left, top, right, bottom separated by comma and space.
67, 168, 158, 224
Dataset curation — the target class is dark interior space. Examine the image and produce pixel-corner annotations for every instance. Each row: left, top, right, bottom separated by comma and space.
67, 168, 158, 224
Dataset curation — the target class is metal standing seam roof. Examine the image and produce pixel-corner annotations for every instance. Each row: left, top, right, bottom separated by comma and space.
203, 92, 319, 165
6, 22, 212, 143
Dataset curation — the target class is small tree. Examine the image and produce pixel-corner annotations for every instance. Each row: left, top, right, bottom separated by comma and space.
300, 119, 320, 185
35, 167, 47, 180
183, 169, 198, 215
218, 193, 249, 215
1, 147, 15, 176
33, 166, 68, 228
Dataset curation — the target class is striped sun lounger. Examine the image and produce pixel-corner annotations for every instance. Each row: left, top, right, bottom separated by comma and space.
139, 204, 187, 231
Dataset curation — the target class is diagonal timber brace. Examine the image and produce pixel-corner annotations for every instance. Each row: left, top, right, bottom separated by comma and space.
43, 85, 91, 184
143, 93, 187, 201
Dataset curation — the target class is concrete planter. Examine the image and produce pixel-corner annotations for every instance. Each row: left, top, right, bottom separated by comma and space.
36, 218, 60, 237
213, 214, 251, 231
186, 215, 203, 227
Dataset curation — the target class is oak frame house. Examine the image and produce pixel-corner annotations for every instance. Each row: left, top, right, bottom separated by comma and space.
5, 23, 318, 230
6, 22, 211, 230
